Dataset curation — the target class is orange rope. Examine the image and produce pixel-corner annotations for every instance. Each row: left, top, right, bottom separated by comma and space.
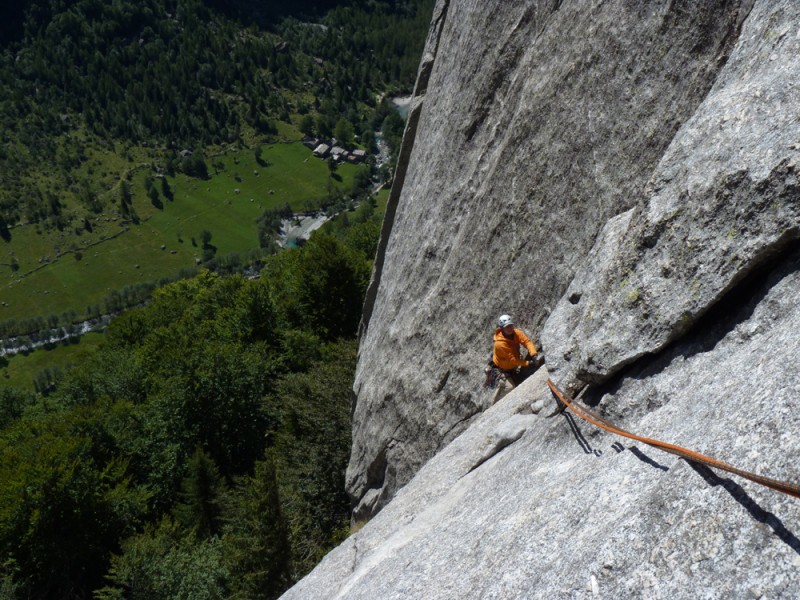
546, 378, 800, 499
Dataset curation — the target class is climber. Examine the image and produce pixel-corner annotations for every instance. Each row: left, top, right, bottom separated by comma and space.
485, 314, 544, 404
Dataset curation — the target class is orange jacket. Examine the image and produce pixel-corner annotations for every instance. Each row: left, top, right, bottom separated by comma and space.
492, 327, 537, 371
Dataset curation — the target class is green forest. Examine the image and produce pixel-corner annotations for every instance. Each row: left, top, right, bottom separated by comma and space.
0, 0, 433, 598
0, 0, 420, 341
0, 0, 425, 229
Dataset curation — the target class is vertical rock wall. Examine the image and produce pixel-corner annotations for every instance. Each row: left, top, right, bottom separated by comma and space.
542, 0, 800, 392
348, 0, 756, 519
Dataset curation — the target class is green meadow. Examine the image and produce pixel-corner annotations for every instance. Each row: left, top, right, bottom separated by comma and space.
0, 159, 379, 392
1, 140, 361, 325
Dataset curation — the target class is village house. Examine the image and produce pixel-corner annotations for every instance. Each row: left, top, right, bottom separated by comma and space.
307, 137, 367, 164
312, 143, 330, 158
330, 146, 347, 161
347, 149, 367, 164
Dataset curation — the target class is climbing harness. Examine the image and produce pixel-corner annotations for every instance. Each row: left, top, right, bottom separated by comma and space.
483, 364, 505, 389
546, 378, 800, 500
484, 366, 502, 389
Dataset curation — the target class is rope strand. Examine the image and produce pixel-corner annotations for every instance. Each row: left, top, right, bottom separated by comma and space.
546, 378, 800, 499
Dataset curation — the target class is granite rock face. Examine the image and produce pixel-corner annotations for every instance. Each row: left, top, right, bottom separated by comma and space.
349, 0, 759, 519
285, 259, 800, 596
542, 0, 800, 393
280, 0, 800, 597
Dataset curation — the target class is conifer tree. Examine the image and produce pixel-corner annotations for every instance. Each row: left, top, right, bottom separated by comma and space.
173, 448, 225, 539
223, 456, 292, 600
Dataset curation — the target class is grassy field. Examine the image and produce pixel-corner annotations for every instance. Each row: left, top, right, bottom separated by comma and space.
375, 187, 390, 212
1, 173, 386, 392
0, 114, 381, 390
1, 140, 361, 324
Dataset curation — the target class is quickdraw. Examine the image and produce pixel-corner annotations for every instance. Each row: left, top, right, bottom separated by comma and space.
546, 378, 800, 499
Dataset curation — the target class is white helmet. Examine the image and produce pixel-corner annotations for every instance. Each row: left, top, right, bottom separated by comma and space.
498, 314, 513, 328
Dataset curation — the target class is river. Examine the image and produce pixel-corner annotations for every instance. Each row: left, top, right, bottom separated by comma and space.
1, 315, 113, 357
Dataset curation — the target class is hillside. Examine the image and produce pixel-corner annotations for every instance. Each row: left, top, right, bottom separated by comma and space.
0, 0, 432, 339
0, 2, 434, 598
284, 0, 800, 597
